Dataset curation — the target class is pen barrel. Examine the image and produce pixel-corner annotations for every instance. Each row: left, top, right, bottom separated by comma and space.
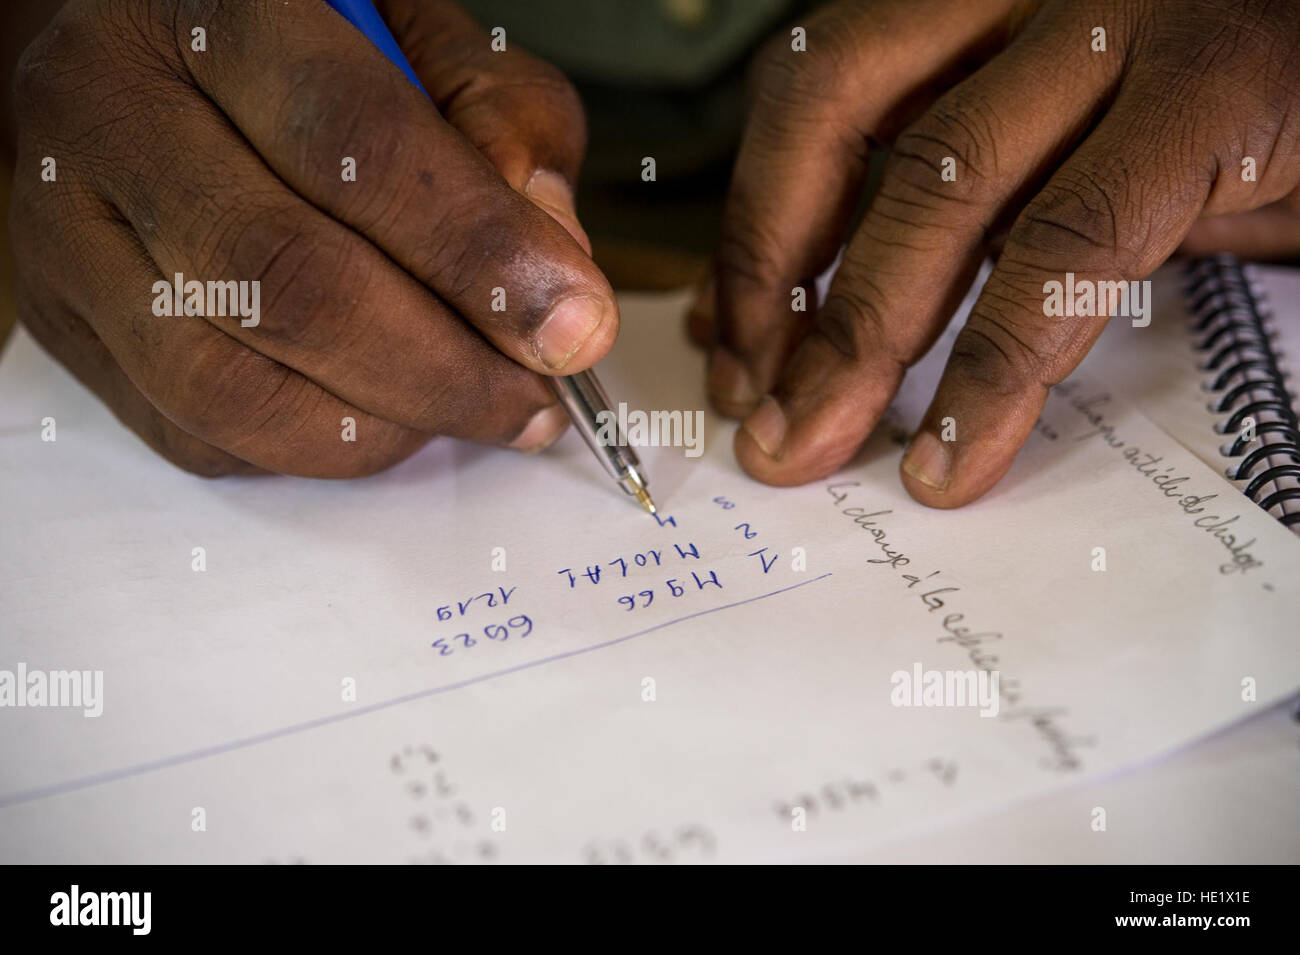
548, 372, 643, 482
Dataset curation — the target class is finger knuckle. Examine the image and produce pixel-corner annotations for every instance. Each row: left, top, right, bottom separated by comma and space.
12, 41, 54, 119
815, 267, 896, 361
180, 346, 419, 475
951, 309, 1051, 392
512, 58, 584, 123
813, 293, 876, 365
888, 94, 1002, 210
1144, 4, 1300, 105
1009, 170, 1145, 278
462, 63, 588, 172
15, 3, 172, 125
500, 62, 588, 161
750, 14, 857, 109
208, 208, 366, 350
11, 13, 88, 122
166, 341, 292, 448
714, 212, 789, 296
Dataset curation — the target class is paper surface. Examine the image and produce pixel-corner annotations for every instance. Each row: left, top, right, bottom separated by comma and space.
1083, 261, 1300, 524
849, 696, 1300, 864
2, 277, 1299, 863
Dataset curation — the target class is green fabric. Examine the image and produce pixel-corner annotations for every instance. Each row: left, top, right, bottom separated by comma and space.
458, 0, 795, 88
454, 0, 814, 256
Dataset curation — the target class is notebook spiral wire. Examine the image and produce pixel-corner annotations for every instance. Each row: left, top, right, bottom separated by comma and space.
1185, 254, 1300, 527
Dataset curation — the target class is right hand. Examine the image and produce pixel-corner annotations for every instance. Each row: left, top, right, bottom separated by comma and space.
8, 0, 616, 476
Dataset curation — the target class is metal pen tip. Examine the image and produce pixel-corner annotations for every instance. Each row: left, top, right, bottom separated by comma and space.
633, 485, 657, 516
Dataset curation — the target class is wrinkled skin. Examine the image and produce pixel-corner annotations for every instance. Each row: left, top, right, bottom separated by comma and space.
698, 0, 1300, 506
8, 0, 616, 476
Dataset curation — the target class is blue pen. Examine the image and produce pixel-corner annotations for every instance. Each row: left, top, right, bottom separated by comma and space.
322, 0, 657, 515
324, 0, 426, 93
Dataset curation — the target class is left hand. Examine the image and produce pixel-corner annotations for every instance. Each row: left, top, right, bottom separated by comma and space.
698, 0, 1300, 506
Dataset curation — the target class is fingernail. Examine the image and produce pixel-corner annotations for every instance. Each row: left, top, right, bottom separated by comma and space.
709, 348, 758, 408
743, 395, 787, 458
509, 405, 569, 453
902, 430, 951, 490
525, 169, 575, 213
525, 169, 591, 253
535, 295, 605, 370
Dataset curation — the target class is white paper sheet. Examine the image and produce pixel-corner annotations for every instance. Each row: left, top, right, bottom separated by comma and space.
848, 696, 1300, 864
1083, 261, 1300, 524
2, 279, 1299, 863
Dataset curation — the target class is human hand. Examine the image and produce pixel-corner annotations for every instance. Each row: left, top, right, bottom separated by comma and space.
702, 0, 1300, 506
9, 0, 614, 476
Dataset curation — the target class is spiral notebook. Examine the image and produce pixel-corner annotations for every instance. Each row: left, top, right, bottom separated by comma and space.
1084, 254, 1300, 536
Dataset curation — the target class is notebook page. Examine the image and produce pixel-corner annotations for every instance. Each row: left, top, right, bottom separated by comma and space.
1082, 260, 1300, 528
2, 284, 1299, 863
847, 697, 1300, 864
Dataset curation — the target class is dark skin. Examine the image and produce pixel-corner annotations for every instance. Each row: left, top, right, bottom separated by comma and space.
698, 0, 1300, 506
5, 0, 615, 476
6, 0, 1300, 501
